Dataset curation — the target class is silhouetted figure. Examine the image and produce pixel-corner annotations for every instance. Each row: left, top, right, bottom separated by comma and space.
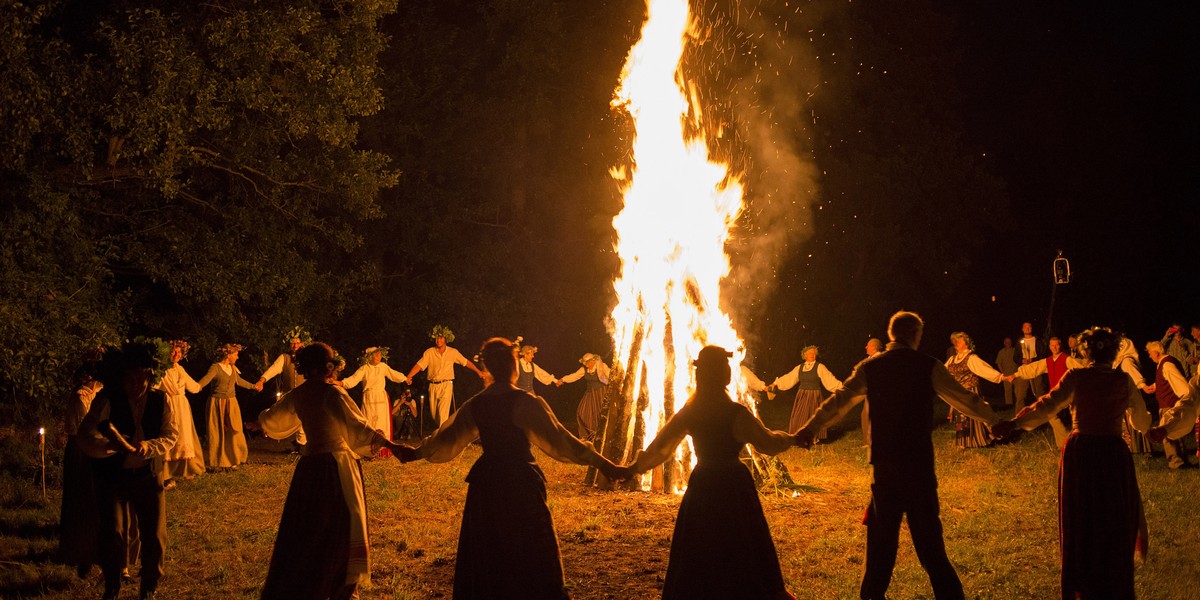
258, 342, 405, 600
631, 345, 797, 600
59, 359, 103, 578
796, 311, 999, 600
405, 337, 627, 599
993, 327, 1184, 600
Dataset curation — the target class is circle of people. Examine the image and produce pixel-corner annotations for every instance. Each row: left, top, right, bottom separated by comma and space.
59, 316, 1199, 599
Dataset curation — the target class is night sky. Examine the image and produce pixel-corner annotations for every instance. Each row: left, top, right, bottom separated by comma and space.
953, 2, 1196, 347
379, 1, 1198, 385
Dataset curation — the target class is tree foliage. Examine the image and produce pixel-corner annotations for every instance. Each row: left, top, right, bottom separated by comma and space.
0, 0, 398, 420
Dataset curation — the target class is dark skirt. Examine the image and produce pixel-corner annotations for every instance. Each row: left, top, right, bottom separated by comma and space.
454, 459, 568, 600
1058, 433, 1142, 600
261, 453, 354, 600
789, 389, 826, 437
58, 436, 98, 568
663, 460, 791, 600
576, 388, 604, 441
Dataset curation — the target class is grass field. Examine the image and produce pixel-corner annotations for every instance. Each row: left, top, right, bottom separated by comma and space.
3, 425, 1199, 599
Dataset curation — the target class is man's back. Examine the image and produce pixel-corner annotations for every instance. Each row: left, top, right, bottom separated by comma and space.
863, 346, 938, 473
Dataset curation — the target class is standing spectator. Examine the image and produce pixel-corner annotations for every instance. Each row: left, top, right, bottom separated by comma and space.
945, 332, 1004, 449
1014, 322, 1048, 412
515, 344, 560, 393
404, 337, 627, 598
767, 345, 842, 437
796, 311, 999, 600
196, 343, 260, 471
995, 337, 1019, 408
77, 338, 179, 600
1144, 341, 1198, 469
156, 340, 205, 487
405, 325, 485, 427
630, 346, 799, 599
258, 342, 406, 600
560, 353, 610, 440
339, 346, 407, 455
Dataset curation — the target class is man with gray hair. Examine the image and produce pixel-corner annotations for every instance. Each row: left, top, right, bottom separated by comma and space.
796, 311, 999, 600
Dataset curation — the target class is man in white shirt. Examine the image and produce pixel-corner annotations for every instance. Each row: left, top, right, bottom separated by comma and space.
1014, 321, 1048, 412
405, 326, 484, 426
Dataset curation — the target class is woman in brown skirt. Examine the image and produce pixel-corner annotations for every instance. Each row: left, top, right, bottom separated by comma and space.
258, 342, 405, 600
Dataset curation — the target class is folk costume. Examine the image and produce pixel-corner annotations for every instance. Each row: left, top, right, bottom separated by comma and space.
156, 363, 205, 480
417, 386, 611, 599
632, 377, 796, 600
77, 385, 179, 598
516, 358, 558, 393
258, 380, 390, 600
1011, 365, 1165, 599
412, 345, 472, 425
196, 362, 256, 469
801, 342, 1000, 600
560, 354, 610, 441
1152, 355, 1198, 468
944, 351, 1003, 448
1016, 350, 1074, 448
340, 358, 408, 453
1114, 340, 1153, 454
772, 360, 841, 436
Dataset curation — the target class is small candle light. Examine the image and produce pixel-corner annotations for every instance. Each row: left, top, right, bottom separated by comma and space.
38, 427, 46, 501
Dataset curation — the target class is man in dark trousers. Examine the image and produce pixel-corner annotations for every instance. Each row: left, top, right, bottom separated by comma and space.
79, 339, 179, 600
795, 311, 1000, 600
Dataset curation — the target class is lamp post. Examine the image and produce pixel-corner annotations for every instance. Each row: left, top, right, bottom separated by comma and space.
1046, 250, 1071, 339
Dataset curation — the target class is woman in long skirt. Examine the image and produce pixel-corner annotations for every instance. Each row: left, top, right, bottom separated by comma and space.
768, 345, 841, 436
196, 343, 259, 471
945, 332, 1003, 448
994, 327, 1178, 599
631, 346, 798, 600
406, 337, 627, 599
258, 342, 404, 600
559, 353, 609, 440
157, 340, 205, 485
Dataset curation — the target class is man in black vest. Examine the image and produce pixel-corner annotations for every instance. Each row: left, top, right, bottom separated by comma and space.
79, 339, 179, 600
795, 311, 1000, 600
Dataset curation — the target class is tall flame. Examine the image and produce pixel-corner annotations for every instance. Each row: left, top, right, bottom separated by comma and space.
609, 0, 748, 488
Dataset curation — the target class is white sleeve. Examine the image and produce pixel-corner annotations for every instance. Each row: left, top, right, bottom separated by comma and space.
816, 364, 842, 392
1015, 360, 1048, 380
383, 364, 408, 384
560, 367, 586, 384
772, 365, 801, 391
340, 365, 367, 389
966, 354, 1004, 383
533, 363, 557, 385
740, 366, 768, 392
260, 354, 287, 382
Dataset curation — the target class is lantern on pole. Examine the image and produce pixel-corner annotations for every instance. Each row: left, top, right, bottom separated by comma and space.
1053, 250, 1071, 284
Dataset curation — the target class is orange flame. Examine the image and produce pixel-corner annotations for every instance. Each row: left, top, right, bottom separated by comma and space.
609, 0, 751, 488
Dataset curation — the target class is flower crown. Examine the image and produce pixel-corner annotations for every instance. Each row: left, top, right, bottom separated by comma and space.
283, 326, 313, 345
429, 325, 455, 343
